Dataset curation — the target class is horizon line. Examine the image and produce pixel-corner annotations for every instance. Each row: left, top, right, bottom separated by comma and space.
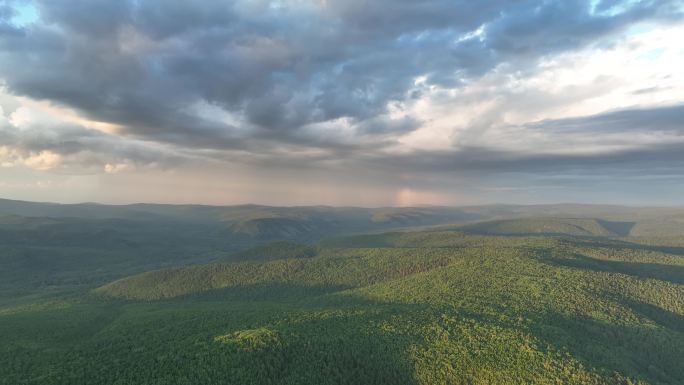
0, 197, 680, 210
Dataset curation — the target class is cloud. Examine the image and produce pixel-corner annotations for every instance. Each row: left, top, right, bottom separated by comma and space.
0, 0, 683, 204
21, 150, 62, 170
528, 104, 684, 134
373, 103, 684, 178
1, 0, 680, 148
0, 89, 185, 173
104, 162, 131, 174
0, 146, 61, 170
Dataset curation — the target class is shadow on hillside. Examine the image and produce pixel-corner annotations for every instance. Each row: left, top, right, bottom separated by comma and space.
1, 302, 123, 346
198, 287, 684, 385
621, 299, 684, 334
545, 253, 684, 285
457, 219, 636, 237
331, 298, 684, 385
595, 220, 636, 236
569, 238, 684, 257
527, 308, 684, 384
25, 280, 683, 385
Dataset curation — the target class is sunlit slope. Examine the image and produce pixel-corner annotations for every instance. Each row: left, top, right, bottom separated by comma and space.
95, 247, 456, 300
86, 231, 684, 384
4, 226, 684, 384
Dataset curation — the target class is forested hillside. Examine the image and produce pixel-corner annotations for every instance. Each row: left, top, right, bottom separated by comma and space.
8, 198, 684, 301
2, 224, 683, 384
457, 217, 634, 236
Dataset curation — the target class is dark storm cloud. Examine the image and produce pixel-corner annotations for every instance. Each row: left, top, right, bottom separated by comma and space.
528, 104, 684, 134
355, 116, 421, 136
370, 103, 684, 177
0, 0, 681, 154
383, 143, 684, 175
486, 0, 676, 55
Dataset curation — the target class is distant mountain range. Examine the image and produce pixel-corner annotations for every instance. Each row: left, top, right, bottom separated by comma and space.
2, 198, 684, 241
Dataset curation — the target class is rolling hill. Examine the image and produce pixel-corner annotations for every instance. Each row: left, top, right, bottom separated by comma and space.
2, 199, 684, 384
3, 198, 684, 302
3, 228, 679, 385
457, 217, 635, 236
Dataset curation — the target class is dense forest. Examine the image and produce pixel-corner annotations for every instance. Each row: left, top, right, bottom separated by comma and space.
1, 200, 684, 384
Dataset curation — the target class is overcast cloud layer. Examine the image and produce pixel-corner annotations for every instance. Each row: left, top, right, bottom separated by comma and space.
1, 0, 683, 206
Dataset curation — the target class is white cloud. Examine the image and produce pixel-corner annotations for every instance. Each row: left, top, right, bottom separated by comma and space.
3, 88, 122, 135
104, 163, 132, 174
395, 22, 684, 155
0, 146, 63, 170
23, 150, 63, 170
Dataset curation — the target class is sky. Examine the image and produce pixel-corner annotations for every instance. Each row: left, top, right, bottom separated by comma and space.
0, 0, 683, 207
